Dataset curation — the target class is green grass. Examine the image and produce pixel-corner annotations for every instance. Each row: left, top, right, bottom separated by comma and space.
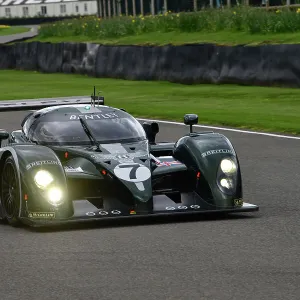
29, 30, 300, 46
29, 7, 300, 46
0, 70, 300, 135
0, 26, 30, 36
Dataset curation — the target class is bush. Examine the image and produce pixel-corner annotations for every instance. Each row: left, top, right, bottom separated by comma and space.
38, 6, 300, 40
0, 25, 10, 29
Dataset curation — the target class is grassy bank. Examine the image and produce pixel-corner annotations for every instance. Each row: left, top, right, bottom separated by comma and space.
0, 70, 299, 135
31, 7, 300, 45
30, 30, 300, 46
0, 25, 30, 36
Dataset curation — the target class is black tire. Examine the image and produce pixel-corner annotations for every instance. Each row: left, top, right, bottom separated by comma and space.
1, 156, 22, 227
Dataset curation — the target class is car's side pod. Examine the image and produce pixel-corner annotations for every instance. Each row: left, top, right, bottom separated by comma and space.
173, 132, 243, 209
0, 144, 74, 220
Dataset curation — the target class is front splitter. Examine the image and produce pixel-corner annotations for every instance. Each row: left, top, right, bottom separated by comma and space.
20, 202, 259, 227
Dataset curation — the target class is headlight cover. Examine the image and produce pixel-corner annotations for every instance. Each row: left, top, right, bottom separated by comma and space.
34, 170, 54, 189
217, 157, 238, 195
220, 158, 237, 174
47, 187, 63, 206
220, 178, 234, 189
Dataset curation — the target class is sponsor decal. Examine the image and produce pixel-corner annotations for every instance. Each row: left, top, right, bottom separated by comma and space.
91, 143, 149, 164
91, 151, 148, 164
99, 211, 109, 216
85, 205, 202, 217
201, 149, 234, 158
156, 160, 182, 167
234, 199, 243, 207
166, 206, 176, 210
86, 212, 97, 216
166, 205, 201, 210
26, 160, 61, 170
178, 206, 188, 210
190, 205, 201, 209
113, 163, 151, 192
85, 210, 120, 216
151, 155, 182, 167
64, 166, 84, 173
28, 212, 55, 218
69, 113, 118, 120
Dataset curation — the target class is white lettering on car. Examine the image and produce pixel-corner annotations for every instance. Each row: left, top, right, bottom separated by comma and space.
201, 149, 234, 158
69, 113, 118, 120
26, 160, 61, 170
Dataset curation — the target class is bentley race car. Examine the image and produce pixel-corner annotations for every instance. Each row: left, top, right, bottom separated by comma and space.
0, 90, 258, 227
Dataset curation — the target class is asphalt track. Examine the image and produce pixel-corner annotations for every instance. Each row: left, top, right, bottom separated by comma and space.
0, 110, 299, 300
0, 25, 38, 44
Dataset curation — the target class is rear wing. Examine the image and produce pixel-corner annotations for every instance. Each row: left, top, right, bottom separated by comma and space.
0, 87, 104, 112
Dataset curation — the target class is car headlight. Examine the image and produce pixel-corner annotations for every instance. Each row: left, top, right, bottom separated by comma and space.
220, 158, 236, 174
34, 170, 54, 189
220, 178, 233, 189
47, 187, 63, 206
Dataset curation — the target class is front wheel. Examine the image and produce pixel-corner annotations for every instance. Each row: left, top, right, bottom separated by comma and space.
1, 156, 21, 227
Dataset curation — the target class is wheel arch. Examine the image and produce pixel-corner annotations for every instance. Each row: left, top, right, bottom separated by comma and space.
0, 148, 22, 218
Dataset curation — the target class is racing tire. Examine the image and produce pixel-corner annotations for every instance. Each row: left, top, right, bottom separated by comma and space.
1, 155, 22, 227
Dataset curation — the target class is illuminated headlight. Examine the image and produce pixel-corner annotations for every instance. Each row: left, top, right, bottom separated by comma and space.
220, 159, 237, 174
47, 187, 63, 206
34, 170, 54, 189
220, 178, 233, 189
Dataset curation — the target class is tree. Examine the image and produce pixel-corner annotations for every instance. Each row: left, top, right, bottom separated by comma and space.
113, 0, 116, 16
151, 0, 155, 15
132, 0, 136, 16
140, 0, 144, 15
163, 0, 167, 13
108, 0, 111, 17
97, 0, 103, 17
125, 0, 128, 15
117, 0, 121, 15
103, 0, 107, 18
193, 0, 197, 11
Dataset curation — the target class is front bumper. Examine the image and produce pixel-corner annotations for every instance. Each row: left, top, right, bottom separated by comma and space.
20, 199, 259, 227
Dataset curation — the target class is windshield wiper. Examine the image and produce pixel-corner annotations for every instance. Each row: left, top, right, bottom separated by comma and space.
79, 117, 101, 152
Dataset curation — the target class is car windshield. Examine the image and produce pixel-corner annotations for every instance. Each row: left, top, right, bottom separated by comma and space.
30, 114, 147, 145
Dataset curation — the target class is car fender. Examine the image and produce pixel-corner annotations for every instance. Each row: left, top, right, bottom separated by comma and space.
173, 132, 242, 208
0, 144, 69, 218
0, 147, 22, 218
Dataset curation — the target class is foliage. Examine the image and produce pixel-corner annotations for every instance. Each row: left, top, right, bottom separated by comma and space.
38, 6, 300, 40
0, 25, 29, 36
0, 25, 10, 29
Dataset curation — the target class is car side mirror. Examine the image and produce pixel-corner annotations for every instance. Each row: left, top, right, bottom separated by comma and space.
0, 129, 9, 146
184, 114, 198, 133
143, 122, 159, 144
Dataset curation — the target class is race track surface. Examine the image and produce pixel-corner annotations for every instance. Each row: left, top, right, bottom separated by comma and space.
0, 111, 299, 300
0, 25, 38, 44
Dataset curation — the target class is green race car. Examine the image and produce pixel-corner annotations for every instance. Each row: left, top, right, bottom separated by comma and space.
0, 89, 258, 227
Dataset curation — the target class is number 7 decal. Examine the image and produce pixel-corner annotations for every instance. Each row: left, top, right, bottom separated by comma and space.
119, 164, 140, 180
114, 163, 151, 191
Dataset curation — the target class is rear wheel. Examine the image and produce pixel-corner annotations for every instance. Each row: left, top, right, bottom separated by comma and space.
1, 156, 21, 227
